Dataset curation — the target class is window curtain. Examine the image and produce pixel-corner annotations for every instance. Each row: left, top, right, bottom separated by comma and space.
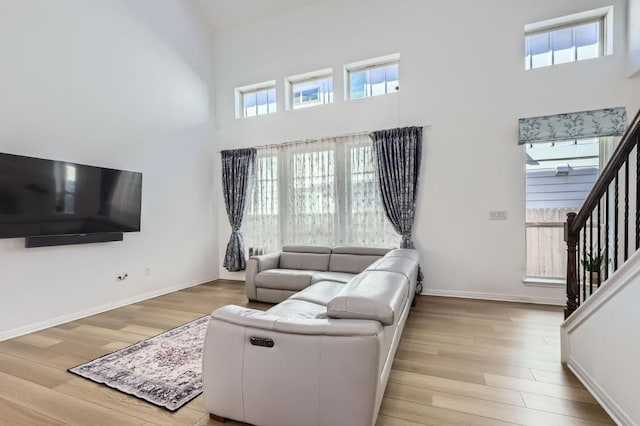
245, 133, 398, 253
518, 107, 627, 144
284, 137, 338, 247
245, 145, 280, 255
221, 148, 256, 272
370, 126, 423, 250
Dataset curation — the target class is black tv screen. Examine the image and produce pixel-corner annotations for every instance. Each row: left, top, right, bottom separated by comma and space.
0, 153, 142, 239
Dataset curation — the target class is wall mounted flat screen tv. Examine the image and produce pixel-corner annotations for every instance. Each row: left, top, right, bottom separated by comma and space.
0, 153, 142, 239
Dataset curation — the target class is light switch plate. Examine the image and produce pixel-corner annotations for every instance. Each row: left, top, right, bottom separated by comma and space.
489, 210, 508, 220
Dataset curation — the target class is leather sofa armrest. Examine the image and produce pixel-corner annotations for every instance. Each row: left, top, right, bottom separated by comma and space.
203, 305, 382, 426
254, 251, 281, 272
327, 271, 408, 326
211, 305, 382, 336
245, 251, 281, 301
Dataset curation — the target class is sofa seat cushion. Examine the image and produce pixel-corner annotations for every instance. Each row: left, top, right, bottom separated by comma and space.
254, 269, 316, 291
310, 271, 356, 284
255, 288, 298, 304
290, 281, 346, 306
327, 271, 408, 326
266, 299, 326, 319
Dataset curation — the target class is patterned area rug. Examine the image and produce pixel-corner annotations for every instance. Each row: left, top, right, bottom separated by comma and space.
69, 315, 210, 412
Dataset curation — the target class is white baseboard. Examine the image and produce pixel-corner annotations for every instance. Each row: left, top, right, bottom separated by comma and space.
421, 288, 565, 306
219, 279, 565, 306
0, 277, 217, 342
567, 358, 634, 426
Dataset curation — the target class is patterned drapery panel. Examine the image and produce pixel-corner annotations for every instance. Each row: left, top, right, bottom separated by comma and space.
221, 148, 256, 272
518, 107, 627, 144
369, 126, 423, 250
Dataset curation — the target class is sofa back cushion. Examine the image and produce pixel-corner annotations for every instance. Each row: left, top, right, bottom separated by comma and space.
332, 246, 392, 256
283, 245, 332, 254
384, 248, 420, 262
329, 246, 392, 273
280, 246, 331, 271
327, 254, 379, 274
327, 270, 408, 326
366, 257, 419, 282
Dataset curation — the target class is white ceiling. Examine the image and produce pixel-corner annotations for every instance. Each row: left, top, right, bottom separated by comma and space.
192, 0, 326, 34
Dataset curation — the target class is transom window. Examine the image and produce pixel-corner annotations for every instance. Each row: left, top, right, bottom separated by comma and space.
524, 7, 612, 70
346, 54, 400, 100
235, 82, 277, 119
290, 75, 333, 110
242, 87, 276, 118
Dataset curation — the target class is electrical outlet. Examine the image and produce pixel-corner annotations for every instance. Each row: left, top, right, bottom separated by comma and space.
116, 272, 129, 281
489, 210, 508, 220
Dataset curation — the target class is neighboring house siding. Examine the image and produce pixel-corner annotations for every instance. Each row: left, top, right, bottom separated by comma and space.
526, 167, 599, 209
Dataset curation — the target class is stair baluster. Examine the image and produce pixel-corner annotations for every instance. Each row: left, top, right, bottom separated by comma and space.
565, 109, 640, 318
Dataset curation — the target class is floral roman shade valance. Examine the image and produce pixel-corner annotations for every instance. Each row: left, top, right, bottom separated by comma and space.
518, 107, 627, 144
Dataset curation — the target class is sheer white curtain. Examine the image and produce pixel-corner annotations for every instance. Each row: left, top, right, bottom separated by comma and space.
245, 133, 398, 253
245, 145, 280, 254
283, 137, 337, 246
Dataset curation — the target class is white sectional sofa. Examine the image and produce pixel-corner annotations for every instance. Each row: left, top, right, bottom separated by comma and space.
245, 245, 394, 303
202, 247, 420, 426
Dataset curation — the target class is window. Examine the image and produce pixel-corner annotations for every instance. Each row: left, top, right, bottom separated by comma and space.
235, 81, 277, 118
248, 156, 279, 216
287, 149, 337, 243
287, 70, 333, 110
291, 150, 335, 215
247, 154, 280, 255
525, 139, 611, 278
525, 7, 612, 70
246, 134, 398, 252
345, 54, 400, 100
242, 87, 276, 118
347, 145, 394, 245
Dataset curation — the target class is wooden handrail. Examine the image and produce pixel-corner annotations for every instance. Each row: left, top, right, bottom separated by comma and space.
570, 108, 640, 234
564, 108, 640, 318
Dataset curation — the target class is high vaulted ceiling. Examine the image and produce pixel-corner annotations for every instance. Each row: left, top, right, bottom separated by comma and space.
192, 0, 327, 34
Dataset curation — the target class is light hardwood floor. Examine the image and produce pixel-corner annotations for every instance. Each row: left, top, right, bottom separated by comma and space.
0, 280, 613, 426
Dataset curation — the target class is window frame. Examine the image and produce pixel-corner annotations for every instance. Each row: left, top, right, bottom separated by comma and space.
524, 6, 613, 70
246, 136, 398, 251
286, 69, 334, 111
247, 155, 279, 217
344, 53, 400, 101
234, 81, 277, 119
524, 138, 611, 281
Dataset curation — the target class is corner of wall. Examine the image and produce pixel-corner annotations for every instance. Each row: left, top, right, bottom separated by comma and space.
628, 0, 640, 77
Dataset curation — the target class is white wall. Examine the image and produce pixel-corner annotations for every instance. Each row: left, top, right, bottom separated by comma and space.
212, 0, 640, 303
630, 0, 640, 76
0, 0, 218, 340
561, 250, 640, 424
